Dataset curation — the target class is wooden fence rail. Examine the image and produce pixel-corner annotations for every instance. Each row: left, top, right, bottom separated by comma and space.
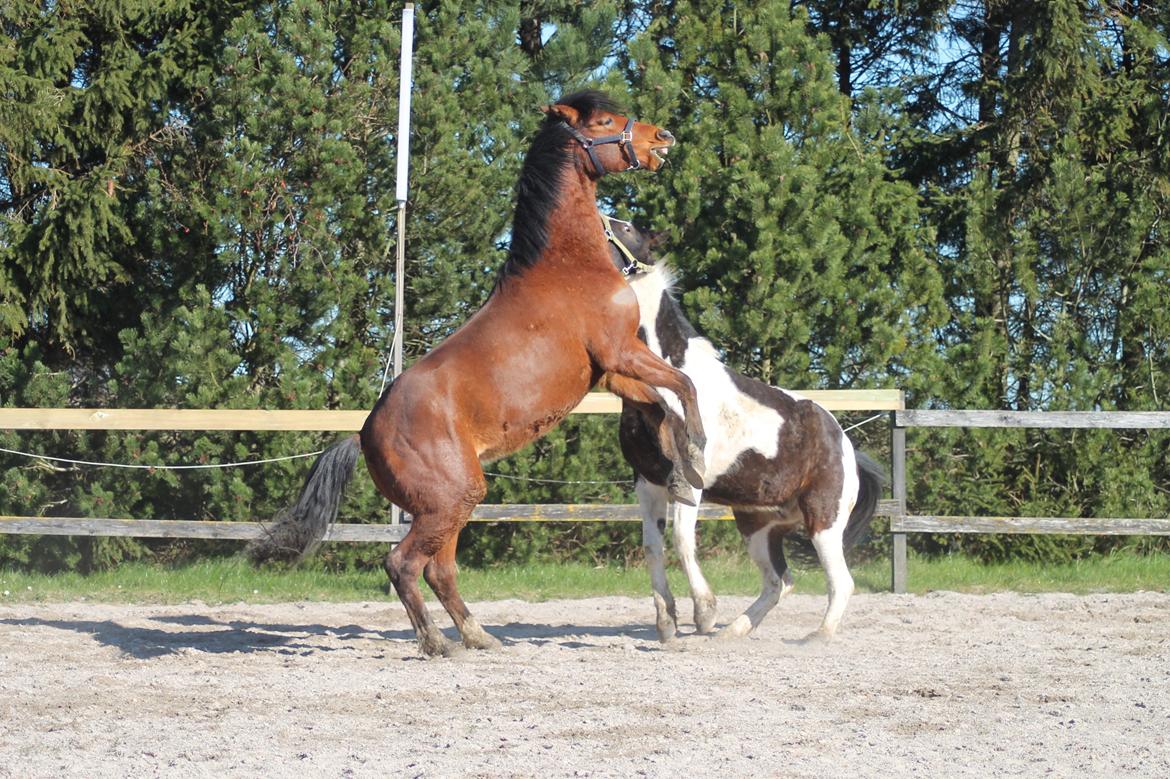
889, 409, 1170, 593
0, 501, 907, 543
0, 389, 904, 430
0, 389, 903, 544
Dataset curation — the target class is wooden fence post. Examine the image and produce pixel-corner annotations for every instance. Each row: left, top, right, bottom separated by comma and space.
890, 411, 908, 594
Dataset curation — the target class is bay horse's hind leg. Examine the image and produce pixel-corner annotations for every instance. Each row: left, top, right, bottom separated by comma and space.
384, 526, 460, 657
718, 508, 795, 640
424, 533, 501, 650
370, 425, 495, 657
637, 478, 679, 642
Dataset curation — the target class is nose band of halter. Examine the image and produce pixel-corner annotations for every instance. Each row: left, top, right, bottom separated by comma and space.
600, 213, 654, 277
562, 116, 641, 176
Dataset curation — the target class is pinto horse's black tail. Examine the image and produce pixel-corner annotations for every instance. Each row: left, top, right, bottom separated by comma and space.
246, 434, 362, 564
843, 450, 886, 551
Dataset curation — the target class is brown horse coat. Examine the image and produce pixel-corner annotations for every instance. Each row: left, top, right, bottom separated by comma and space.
251, 91, 705, 657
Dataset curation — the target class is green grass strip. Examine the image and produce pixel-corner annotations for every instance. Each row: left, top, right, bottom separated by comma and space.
1, 550, 1167, 605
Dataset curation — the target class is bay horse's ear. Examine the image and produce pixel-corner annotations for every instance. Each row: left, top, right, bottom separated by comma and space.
541, 103, 581, 125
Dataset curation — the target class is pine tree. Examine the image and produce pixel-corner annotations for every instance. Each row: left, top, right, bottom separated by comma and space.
899, 0, 1170, 559
793, 0, 947, 98
613, 1, 947, 398
0, 0, 220, 356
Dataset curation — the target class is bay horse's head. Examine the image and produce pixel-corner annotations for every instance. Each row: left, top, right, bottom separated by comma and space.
542, 91, 675, 177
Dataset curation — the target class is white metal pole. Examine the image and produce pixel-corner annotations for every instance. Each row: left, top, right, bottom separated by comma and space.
390, 3, 414, 527
392, 2, 414, 381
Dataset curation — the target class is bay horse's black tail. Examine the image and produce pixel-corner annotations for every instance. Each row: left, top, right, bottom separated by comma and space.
843, 450, 886, 551
246, 434, 362, 564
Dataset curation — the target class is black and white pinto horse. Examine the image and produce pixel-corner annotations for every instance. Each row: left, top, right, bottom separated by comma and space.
606, 220, 884, 643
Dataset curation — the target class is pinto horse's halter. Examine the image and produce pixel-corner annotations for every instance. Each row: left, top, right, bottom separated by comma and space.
562, 116, 641, 177
600, 213, 654, 277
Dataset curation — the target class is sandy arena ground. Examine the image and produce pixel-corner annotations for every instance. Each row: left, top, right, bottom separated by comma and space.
1, 590, 1167, 777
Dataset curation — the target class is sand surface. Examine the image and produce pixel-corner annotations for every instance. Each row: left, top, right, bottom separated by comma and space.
1, 591, 1167, 777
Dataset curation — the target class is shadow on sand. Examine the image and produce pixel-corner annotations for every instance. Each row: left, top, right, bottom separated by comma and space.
0, 614, 665, 659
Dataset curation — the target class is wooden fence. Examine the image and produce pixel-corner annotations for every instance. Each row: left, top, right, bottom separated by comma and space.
8, 395, 1170, 594
889, 409, 1170, 593
0, 389, 902, 544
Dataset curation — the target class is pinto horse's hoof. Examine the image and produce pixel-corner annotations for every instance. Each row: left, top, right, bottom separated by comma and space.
654, 592, 678, 643
693, 595, 718, 635
800, 628, 835, 646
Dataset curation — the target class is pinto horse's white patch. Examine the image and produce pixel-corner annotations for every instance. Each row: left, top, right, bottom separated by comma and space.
687, 348, 782, 480
629, 266, 782, 482
630, 267, 668, 357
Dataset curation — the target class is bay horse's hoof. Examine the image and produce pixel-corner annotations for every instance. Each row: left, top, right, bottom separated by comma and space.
667, 469, 697, 506
417, 633, 462, 658
684, 442, 706, 488
461, 618, 503, 651
465, 633, 502, 651
680, 461, 705, 490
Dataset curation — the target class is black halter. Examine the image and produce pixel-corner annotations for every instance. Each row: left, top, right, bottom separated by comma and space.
561, 116, 641, 177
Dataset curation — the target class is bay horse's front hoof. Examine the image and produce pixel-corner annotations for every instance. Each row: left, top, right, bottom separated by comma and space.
683, 443, 706, 489
667, 469, 698, 506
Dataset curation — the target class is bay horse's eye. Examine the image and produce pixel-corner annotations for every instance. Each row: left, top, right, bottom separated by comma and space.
602, 117, 614, 126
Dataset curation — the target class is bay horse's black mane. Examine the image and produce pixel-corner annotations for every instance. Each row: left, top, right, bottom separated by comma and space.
495, 90, 622, 291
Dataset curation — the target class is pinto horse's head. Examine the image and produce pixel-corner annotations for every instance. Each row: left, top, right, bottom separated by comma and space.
603, 216, 669, 276
542, 90, 675, 176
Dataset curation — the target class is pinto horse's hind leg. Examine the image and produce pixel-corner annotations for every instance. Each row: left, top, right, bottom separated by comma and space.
806, 517, 854, 643
718, 509, 795, 640
798, 452, 860, 642
424, 534, 501, 650
637, 478, 679, 642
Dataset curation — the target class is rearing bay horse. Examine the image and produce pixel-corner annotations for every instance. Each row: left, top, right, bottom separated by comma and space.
248, 91, 706, 657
